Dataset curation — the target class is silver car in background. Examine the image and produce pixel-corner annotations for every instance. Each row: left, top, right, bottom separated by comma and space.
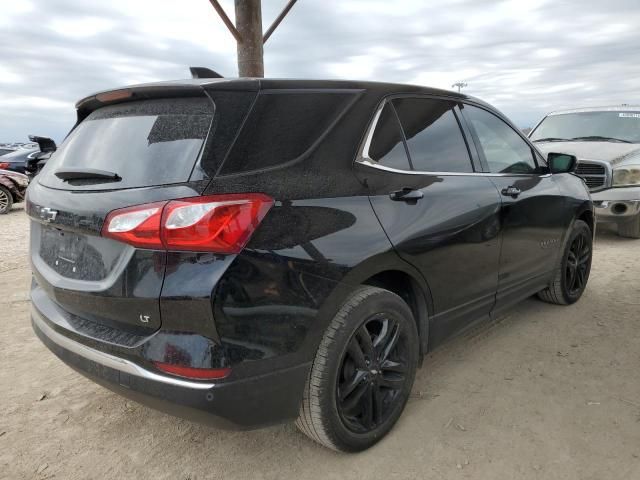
530, 106, 640, 238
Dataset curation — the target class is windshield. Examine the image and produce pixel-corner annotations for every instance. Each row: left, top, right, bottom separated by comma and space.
39, 98, 213, 190
530, 111, 640, 143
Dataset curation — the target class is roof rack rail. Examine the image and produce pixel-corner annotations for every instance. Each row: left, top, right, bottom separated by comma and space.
189, 67, 224, 79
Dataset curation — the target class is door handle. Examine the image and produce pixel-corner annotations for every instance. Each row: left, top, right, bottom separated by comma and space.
501, 186, 521, 198
390, 187, 424, 203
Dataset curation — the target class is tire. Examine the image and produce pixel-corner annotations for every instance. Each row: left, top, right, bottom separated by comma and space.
296, 286, 419, 452
0, 186, 13, 214
618, 214, 640, 239
538, 219, 592, 305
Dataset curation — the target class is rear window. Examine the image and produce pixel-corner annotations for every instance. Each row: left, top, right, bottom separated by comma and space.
39, 98, 213, 190
218, 91, 357, 175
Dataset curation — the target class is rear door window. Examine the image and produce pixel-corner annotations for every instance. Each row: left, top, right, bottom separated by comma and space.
367, 103, 411, 170
39, 97, 213, 190
392, 98, 473, 173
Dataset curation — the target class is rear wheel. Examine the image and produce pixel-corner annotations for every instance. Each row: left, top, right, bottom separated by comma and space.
0, 186, 13, 214
538, 219, 592, 305
618, 214, 640, 239
296, 286, 419, 452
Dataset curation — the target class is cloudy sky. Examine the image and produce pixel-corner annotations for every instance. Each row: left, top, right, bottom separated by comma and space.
2, 0, 640, 142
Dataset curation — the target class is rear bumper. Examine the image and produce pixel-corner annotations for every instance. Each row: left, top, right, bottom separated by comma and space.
591, 187, 640, 223
31, 306, 310, 430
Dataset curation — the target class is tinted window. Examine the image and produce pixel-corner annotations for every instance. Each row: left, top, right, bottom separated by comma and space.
393, 98, 472, 172
39, 98, 213, 190
367, 103, 411, 170
220, 91, 356, 175
464, 105, 537, 174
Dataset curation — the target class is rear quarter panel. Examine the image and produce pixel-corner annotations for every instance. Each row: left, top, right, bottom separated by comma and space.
209, 196, 400, 378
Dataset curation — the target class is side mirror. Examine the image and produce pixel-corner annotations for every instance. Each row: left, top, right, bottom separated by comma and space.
547, 152, 577, 174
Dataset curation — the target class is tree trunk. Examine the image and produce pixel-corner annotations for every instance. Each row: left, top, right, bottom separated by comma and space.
234, 0, 264, 77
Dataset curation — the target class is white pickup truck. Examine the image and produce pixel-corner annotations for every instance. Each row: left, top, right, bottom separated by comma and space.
530, 105, 640, 238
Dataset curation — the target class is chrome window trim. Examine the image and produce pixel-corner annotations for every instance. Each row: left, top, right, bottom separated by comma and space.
32, 307, 217, 390
361, 101, 386, 161
357, 99, 550, 178
357, 158, 551, 178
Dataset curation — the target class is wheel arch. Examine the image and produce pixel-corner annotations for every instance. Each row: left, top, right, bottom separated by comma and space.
577, 206, 595, 237
362, 269, 430, 358
325, 252, 433, 359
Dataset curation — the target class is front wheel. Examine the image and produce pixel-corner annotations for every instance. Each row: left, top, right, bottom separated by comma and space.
538, 219, 592, 305
296, 286, 419, 452
0, 186, 13, 214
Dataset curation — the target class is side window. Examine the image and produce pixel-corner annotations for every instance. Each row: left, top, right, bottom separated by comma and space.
464, 105, 537, 174
367, 103, 411, 170
392, 98, 474, 172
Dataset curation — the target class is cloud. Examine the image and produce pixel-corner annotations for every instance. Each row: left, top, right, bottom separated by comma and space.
2, 0, 640, 141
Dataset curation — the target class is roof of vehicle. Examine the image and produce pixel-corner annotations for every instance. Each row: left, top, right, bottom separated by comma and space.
547, 105, 640, 115
83, 77, 469, 96
75, 77, 491, 113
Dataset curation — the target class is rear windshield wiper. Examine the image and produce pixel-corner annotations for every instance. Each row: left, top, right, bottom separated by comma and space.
54, 168, 121, 181
570, 136, 632, 143
531, 137, 569, 142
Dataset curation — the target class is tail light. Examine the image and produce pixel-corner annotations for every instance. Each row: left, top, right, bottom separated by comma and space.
102, 193, 273, 253
0, 162, 10, 170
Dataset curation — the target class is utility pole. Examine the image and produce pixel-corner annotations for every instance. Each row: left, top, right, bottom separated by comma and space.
452, 81, 468, 93
208, 0, 298, 77
234, 0, 264, 77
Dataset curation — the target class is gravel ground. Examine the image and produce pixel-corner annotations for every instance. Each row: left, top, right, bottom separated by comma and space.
1, 203, 639, 480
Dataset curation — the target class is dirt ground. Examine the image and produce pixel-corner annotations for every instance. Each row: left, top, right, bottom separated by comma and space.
1, 203, 639, 480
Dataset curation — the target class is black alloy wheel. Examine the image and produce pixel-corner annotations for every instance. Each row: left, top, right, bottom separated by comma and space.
296, 286, 419, 452
565, 229, 591, 296
337, 315, 409, 433
538, 219, 592, 305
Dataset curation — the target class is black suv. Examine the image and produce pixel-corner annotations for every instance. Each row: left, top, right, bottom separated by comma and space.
29, 78, 593, 452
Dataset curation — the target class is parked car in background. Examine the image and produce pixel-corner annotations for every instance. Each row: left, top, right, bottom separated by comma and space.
530, 106, 640, 238
0, 147, 16, 156
0, 147, 38, 174
24, 136, 56, 177
0, 137, 56, 177
29, 78, 593, 452
0, 169, 29, 213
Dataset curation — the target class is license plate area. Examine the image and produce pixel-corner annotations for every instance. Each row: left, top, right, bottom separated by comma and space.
40, 227, 106, 281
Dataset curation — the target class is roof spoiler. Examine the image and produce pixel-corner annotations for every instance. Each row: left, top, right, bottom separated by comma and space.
190, 67, 224, 79
28, 135, 57, 153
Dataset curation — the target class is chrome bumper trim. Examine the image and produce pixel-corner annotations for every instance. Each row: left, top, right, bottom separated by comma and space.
32, 307, 216, 390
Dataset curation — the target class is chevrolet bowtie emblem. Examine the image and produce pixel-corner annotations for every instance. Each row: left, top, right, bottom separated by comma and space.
39, 207, 58, 223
